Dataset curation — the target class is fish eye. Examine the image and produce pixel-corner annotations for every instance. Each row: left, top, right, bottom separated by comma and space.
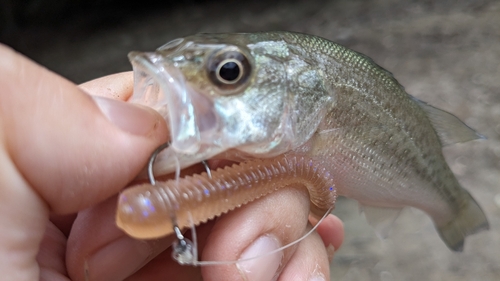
217, 59, 242, 83
207, 49, 251, 92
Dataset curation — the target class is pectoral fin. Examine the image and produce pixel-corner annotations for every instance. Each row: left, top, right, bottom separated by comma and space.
411, 97, 485, 146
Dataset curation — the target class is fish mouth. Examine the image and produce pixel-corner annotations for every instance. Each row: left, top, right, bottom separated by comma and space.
128, 51, 219, 155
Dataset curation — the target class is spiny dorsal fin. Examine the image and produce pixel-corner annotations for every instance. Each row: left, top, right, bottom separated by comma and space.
411, 97, 486, 146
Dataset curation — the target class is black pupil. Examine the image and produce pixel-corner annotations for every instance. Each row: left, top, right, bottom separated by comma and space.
219, 61, 240, 82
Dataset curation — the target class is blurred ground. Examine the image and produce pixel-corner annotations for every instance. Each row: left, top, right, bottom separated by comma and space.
3, 0, 499, 280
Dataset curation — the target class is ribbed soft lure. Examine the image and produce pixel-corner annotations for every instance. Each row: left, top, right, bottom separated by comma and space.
116, 32, 488, 258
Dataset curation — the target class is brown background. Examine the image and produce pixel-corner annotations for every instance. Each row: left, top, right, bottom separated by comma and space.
2, 0, 499, 280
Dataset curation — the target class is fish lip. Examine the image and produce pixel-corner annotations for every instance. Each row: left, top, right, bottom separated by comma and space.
129, 50, 205, 154
128, 51, 171, 120
128, 50, 222, 157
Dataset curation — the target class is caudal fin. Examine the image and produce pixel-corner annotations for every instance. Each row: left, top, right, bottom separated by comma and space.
437, 191, 489, 251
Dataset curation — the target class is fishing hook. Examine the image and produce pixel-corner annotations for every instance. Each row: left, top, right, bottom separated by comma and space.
147, 142, 207, 264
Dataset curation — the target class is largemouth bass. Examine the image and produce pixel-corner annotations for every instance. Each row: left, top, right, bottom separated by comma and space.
116, 32, 488, 251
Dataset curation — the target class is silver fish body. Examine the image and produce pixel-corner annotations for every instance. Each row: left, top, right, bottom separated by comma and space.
127, 32, 488, 250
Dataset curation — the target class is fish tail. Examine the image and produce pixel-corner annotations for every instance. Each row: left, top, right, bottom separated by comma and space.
437, 191, 489, 251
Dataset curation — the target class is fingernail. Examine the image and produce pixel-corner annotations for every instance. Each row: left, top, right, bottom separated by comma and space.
94, 96, 159, 136
326, 243, 335, 262
86, 236, 152, 281
237, 235, 283, 281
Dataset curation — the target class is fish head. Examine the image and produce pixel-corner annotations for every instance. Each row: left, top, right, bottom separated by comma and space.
129, 34, 295, 168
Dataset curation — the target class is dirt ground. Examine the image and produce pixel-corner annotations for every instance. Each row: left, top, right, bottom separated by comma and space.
6, 0, 500, 280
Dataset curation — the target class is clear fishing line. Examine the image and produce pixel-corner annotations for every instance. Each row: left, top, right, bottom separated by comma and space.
171, 207, 334, 266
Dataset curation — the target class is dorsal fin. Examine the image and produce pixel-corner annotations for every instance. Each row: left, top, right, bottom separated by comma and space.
411, 97, 485, 146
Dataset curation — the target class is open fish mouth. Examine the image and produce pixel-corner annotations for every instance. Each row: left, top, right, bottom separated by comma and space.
128, 51, 219, 156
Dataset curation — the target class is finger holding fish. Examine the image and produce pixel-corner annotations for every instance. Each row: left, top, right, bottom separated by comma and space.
201, 187, 321, 281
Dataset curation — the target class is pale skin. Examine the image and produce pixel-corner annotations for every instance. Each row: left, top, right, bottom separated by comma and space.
0, 44, 343, 281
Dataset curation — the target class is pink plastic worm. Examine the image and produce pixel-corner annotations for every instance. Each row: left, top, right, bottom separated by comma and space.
116, 154, 337, 239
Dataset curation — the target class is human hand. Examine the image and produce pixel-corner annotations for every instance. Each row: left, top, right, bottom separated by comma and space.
0, 44, 344, 281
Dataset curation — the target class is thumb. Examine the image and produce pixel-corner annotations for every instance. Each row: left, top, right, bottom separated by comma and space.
0, 44, 167, 280
0, 44, 168, 213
